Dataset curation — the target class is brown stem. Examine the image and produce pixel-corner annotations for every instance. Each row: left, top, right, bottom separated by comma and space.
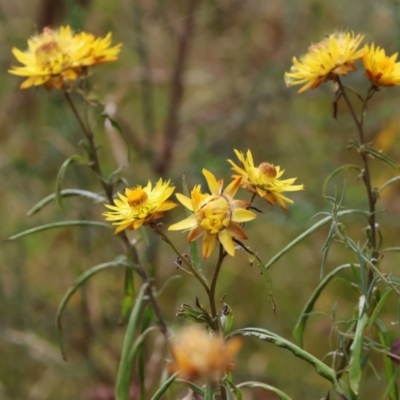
209, 245, 227, 323
64, 91, 168, 338
155, 0, 200, 176
337, 79, 378, 260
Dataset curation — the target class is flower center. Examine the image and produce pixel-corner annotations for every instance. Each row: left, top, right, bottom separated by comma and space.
126, 187, 148, 208
197, 195, 231, 233
258, 162, 277, 178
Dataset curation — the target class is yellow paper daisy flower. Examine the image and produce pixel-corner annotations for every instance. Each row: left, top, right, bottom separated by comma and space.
103, 179, 177, 234
285, 31, 366, 93
9, 26, 122, 90
168, 169, 256, 259
362, 43, 400, 87
228, 149, 304, 210
169, 326, 241, 380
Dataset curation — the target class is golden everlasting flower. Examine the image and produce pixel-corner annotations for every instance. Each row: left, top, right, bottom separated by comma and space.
103, 179, 177, 233
168, 169, 256, 259
285, 31, 366, 93
362, 43, 400, 87
228, 149, 304, 210
169, 326, 241, 380
9, 25, 122, 90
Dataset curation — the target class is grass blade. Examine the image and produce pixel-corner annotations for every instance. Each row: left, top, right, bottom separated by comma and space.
237, 381, 293, 400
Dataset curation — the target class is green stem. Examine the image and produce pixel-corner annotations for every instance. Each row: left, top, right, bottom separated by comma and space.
209, 244, 227, 323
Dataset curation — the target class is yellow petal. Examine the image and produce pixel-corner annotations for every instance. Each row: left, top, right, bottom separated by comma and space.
232, 208, 256, 222
226, 223, 248, 240
218, 229, 235, 256
202, 169, 220, 195
202, 232, 217, 259
187, 225, 204, 242
223, 177, 242, 198
168, 216, 197, 231
175, 193, 193, 211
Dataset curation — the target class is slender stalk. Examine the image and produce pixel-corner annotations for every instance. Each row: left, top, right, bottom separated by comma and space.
64, 91, 168, 338
150, 224, 210, 295
336, 79, 377, 258
209, 244, 227, 322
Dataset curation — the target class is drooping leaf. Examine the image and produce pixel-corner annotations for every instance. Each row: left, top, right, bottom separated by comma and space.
367, 289, 392, 332
27, 189, 107, 216
364, 146, 399, 171
264, 209, 368, 271
173, 380, 204, 396
293, 263, 352, 347
236, 381, 293, 400
224, 379, 243, 400
323, 164, 361, 195
349, 295, 368, 395
55, 155, 88, 210
227, 328, 340, 389
56, 258, 129, 359
379, 176, 400, 194
6, 220, 111, 241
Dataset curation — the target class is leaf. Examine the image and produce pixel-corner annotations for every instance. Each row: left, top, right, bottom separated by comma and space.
264, 209, 368, 271
103, 113, 132, 162
56, 258, 129, 359
224, 380, 242, 400
227, 328, 340, 389
377, 320, 400, 400
120, 266, 135, 323
55, 155, 88, 210
6, 220, 111, 241
364, 146, 400, 171
236, 381, 293, 400
204, 381, 213, 400
293, 263, 352, 347
349, 295, 368, 395
173, 380, 204, 396
27, 189, 107, 216
323, 164, 362, 195
150, 372, 179, 400
382, 247, 400, 253
116, 284, 149, 400
367, 289, 392, 333
379, 176, 400, 194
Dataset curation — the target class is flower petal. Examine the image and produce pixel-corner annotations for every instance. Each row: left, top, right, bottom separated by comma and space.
169, 216, 197, 231
218, 229, 235, 256
232, 208, 256, 223
175, 193, 193, 211
202, 232, 217, 259
202, 169, 221, 195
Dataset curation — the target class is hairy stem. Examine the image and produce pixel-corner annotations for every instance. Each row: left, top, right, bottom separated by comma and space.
209, 244, 227, 323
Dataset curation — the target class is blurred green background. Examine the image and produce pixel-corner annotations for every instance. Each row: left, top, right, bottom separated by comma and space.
2, 0, 400, 399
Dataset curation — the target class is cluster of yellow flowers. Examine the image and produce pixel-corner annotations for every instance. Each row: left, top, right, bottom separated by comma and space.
9, 26, 121, 90
104, 149, 304, 259
285, 31, 400, 93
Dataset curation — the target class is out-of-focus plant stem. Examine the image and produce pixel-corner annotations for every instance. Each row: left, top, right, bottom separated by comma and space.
64, 91, 168, 339
209, 245, 227, 323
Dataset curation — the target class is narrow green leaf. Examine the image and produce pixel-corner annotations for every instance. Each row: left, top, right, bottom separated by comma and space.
364, 146, 400, 171
236, 381, 293, 400
323, 164, 361, 195
27, 189, 107, 216
204, 382, 213, 400
377, 320, 399, 400
293, 263, 352, 347
150, 372, 179, 400
116, 284, 148, 400
367, 289, 392, 332
382, 247, 400, 253
349, 295, 368, 395
265, 209, 368, 271
56, 259, 129, 360
228, 328, 340, 389
120, 266, 135, 323
55, 155, 88, 210
225, 380, 242, 400
379, 176, 400, 194
6, 220, 111, 241
173, 380, 204, 396
103, 114, 132, 162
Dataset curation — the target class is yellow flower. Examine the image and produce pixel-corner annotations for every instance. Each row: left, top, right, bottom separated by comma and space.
228, 149, 304, 210
168, 169, 256, 259
9, 26, 122, 90
103, 179, 177, 233
285, 31, 366, 93
362, 43, 400, 87
169, 326, 241, 380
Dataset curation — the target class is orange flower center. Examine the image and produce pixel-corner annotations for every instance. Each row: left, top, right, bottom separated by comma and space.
258, 162, 277, 178
127, 188, 148, 208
